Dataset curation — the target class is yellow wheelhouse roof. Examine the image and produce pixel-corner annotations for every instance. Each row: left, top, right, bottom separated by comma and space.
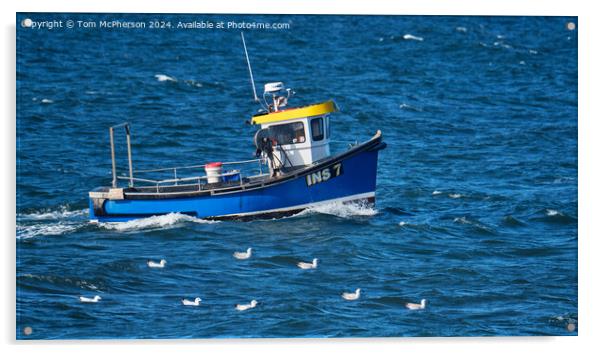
251, 100, 337, 125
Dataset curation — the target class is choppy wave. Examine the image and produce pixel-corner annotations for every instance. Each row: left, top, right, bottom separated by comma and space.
529, 208, 576, 224
184, 79, 203, 88
399, 103, 423, 112
403, 34, 424, 41
297, 201, 378, 218
501, 215, 526, 227
17, 222, 84, 240
98, 213, 218, 232
20, 273, 102, 291
18, 206, 88, 221
453, 216, 495, 234
17, 206, 89, 240
155, 74, 177, 82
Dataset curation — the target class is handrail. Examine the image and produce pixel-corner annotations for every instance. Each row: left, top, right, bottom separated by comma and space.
116, 176, 160, 184
116, 169, 245, 186
134, 158, 266, 174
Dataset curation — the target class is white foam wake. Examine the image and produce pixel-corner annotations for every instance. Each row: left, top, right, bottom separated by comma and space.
18, 206, 88, 221
298, 201, 378, 218
155, 74, 177, 82
98, 213, 218, 232
17, 206, 89, 240
17, 222, 83, 240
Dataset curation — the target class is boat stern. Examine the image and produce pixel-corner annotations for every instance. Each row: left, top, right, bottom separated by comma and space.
88, 186, 124, 222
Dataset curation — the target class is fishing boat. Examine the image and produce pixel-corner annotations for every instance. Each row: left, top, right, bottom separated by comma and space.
88, 35, 386, 222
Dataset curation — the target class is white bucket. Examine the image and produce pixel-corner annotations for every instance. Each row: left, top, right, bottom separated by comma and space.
205, 162, 223, 183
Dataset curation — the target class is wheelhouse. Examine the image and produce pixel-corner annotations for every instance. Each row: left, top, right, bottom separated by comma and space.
251, 82, 337, 173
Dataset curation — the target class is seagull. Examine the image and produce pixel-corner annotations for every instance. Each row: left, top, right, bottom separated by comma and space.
297, 258, 318, 270
342, 288, 361, 301
236, 299, 258, 311
147, 259, 167, 268
79, 295, 101, 303
233, 248, 252, 260
406, 299, 427, 310
182, 297, 202, 306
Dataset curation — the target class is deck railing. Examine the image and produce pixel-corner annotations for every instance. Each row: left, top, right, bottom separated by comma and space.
115, 157, 267, 191
108, 122, 268, 191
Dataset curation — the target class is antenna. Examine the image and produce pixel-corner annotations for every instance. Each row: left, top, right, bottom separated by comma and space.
240, 32, 259, 102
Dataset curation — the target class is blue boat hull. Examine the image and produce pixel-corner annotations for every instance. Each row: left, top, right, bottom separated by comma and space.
89, 136, 386, 222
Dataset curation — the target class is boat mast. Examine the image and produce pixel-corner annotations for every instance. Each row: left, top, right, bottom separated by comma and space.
240, 32, 259, 102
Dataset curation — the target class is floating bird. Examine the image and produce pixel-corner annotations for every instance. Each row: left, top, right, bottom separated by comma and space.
79, 295, 101, 303
236, 300, 258, 311
297, 258, 318, 270
406, 299, 426, 310
233, 248, 252, 260
182, 297, 202, 306
147, 259, 167, 268
342, 288, 361, 301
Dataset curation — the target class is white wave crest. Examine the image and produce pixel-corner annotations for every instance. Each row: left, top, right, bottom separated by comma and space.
155, 74, 177, 82
298, 201, 378, 218
453, 216, 470, 224
403, 34, 424, 41
453, 216, 493, 233
432, 190, 442, 195
98, 213, 217, 232
399, 103, 423, 112
448, 193, 463, 199
17, 222, 83, 240
41, 98, 54, 104
456, 26, 468, 33
546, 209, 561, 217
18, 207, 88, 221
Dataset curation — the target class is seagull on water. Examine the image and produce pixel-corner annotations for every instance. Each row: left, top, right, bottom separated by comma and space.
79, 295, 102, 303
182, 297, 202, 306
147, 259, 167, 268
233, 248, 252, 260
236, 300, 258, 311
342, 288, 361, 301
297, 258, 318, 270
406, 299, 426, 310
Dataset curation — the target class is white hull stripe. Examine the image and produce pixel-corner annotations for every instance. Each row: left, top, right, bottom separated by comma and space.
218, 192, 376, 218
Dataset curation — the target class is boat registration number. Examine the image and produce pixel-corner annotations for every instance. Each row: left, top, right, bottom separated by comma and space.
305, 163, 343, 187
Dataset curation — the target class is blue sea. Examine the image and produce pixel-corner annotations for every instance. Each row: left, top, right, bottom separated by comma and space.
16, 14, 578, 339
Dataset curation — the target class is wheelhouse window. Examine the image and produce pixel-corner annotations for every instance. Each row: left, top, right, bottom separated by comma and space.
311, 117, 324, 141
269, 121, 306, 145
